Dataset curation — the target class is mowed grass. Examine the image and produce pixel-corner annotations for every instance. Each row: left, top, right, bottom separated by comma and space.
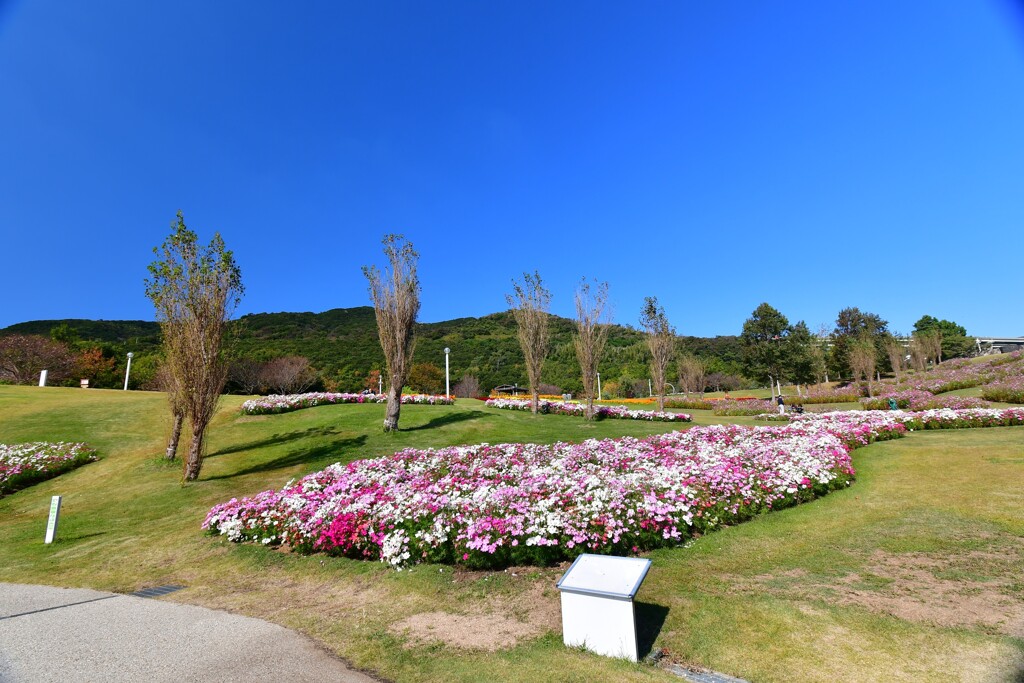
1, 386, 1022, 683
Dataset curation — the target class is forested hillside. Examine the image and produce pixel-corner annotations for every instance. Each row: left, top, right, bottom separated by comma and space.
1, 307, 745, 394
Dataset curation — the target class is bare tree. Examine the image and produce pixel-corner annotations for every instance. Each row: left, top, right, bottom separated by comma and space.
640, 297, 675, 411
229, 358, 264, 395
908, 335, 928, 373
921, 329, 943, 366
262, 356, 317, 394
848, 336, 877, 398
363, 234, 420, 432
678, 354, 707, 397
883, 335, 905, 381
145, 211, 243, 480
506, 271, 552, 414
573, 279, 611, 420
154, 362, 186, 462
452, 373, 480, 398
0, 334, 75, 385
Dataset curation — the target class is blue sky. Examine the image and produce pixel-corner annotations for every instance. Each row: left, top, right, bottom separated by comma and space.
2, 1, 1022, 337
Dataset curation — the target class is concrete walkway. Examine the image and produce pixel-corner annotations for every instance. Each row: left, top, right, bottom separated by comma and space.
0, 583, 380, 683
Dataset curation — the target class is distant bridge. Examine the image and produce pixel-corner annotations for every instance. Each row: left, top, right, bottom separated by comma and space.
975, 337, 1024, 354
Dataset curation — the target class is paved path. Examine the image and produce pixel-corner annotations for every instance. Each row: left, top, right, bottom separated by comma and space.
0, 583, 380, 683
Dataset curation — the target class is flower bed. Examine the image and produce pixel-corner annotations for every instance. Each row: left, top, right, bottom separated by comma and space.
0, 442, 98, 496
861, 390, 990, 411
791, 407, 1024, 433
712, 399, 775, 416
799, 386, 863, 404
981, 376, 1024, 404
664, 397, 715, 410
484, 398, 690, 422
241, 392, 455, 415
205, 422, 868, 568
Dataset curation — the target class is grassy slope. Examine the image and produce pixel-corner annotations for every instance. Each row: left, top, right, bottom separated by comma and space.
0, 386, 1022, 683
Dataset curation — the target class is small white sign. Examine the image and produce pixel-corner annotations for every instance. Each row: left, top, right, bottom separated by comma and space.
556, 554, 652, 661
44, 496, 62, 544
39, 370, 48, 387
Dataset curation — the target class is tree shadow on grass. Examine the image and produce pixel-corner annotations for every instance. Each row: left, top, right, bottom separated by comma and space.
206, 426, 346, 458
403, 411, 487, 432
204, 434, 368, 480
635, 601, 670, 660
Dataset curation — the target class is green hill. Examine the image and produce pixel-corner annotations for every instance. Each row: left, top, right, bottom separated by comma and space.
1, 307, 745, 393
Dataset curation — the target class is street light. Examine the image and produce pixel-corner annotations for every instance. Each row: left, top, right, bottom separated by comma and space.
596, 372, 601, 401
123, 352, 134, 391
444, 347, 451, 398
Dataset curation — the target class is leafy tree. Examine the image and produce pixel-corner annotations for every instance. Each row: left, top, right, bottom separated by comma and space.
363, 234, 420, 432
787, 321, 818, 389
50, 323, 81, 346
145, 211, 243, 480
913, 315, 973, 360
740, 303, 791, 394
408, 362, 445, 394
831, 307, 887, 378
363, 369, 382, 393
506, 271, 552, 414
74, 347, 116, 385
640, 296, 675, 411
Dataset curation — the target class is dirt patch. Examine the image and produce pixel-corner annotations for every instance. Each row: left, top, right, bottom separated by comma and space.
833, 549, 1024, 637
729, 537, 1024, 637
389, 580, 561, 651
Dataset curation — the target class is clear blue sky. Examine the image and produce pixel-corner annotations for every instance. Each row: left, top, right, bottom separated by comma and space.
2, 1, 1023, 337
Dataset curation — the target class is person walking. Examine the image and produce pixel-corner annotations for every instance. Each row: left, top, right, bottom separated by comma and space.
777, 394, 785, 415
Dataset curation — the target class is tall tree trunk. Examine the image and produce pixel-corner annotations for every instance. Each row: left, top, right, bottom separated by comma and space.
165, 411, 184, 461
532, 390, 539, 415
183, 419, 208, 481
383, 383, 402, 431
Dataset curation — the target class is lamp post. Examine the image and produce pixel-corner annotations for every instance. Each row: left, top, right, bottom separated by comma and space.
596, 372, 601, 401
123, 352, 134, 391
444, 347, 451, 398
379, 372, 383, 395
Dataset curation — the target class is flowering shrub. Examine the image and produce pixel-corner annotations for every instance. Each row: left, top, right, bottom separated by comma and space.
241, 392, 455, 415
205, 421, 872, 568
484, 398, 690, 422
0, 442, 98, 496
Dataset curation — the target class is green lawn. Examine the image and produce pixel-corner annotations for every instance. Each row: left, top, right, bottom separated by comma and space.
1, 385, 1021, 682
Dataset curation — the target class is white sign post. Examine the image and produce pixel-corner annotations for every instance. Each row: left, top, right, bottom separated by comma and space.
556, 554, 652, 662
39, 370, 48, 387
444, 347, 451, 399
44, 495, 62, 544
